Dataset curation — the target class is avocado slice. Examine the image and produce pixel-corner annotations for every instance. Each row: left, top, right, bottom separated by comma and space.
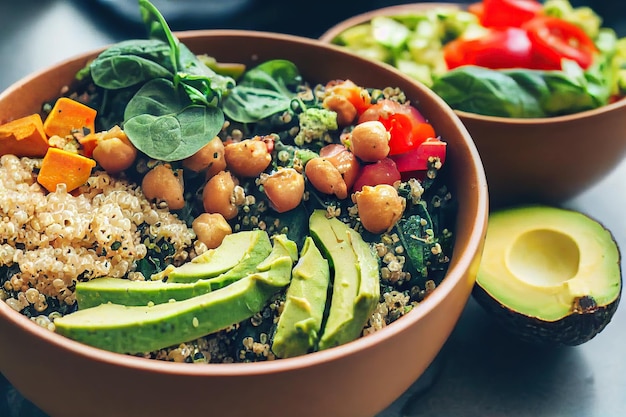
74, 230, 280, 308
309, 210, 380, 351
54, 235, 295, 354
165, 229, 272, 286
74, 278, 216, 308
474, 205, 622, 346
271, 236, 330, 358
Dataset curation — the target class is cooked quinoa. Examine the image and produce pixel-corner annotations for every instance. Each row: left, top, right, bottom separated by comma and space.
0, 154, 196, 328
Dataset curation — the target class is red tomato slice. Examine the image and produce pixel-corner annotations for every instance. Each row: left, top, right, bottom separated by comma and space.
523, 16, 597, 70
480, 0, 543, 28
444, 27, 535, 69
390, 137, 447, 175
358, 100, 434, 156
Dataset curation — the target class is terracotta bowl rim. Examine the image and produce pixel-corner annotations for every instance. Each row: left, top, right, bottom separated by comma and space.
0, 29, 489, 377
318, 2, 626, 125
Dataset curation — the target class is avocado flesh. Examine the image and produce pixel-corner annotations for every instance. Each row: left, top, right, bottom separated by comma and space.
475, 205, 621, 345
164, 229, 272, 285
54, 235, 295, 354
309, 210, 380, 351
75, 278, 216, 308
74, 230, 278, 308
272, 236, 330, 358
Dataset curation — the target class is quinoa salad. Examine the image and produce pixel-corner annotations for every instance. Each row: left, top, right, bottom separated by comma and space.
0, 0, 456, 363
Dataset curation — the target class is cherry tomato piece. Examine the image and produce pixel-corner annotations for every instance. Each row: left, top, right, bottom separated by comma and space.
523, 16, 597, 70
444, 27, 535, 69
390, 137, 447, 180
351, 158, 401, 193
358, 100, 434, 156
479, 0, 543, 28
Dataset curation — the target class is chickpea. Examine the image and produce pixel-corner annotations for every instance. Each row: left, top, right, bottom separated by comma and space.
141, 164, 185, 210
263, 168, 305, 213
192, 213, 232, 249
305, 157, 348, 200
352, 184, 406, 234
224, 137, 271, 177
319, 144, 361, 191
202, 170, 238, 220
322, 94, 357, 127
182, 136, 226, 179
349, 120, 391, 162
91, 125, 138, 174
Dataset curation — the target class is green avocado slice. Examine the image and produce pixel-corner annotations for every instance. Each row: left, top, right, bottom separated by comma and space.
163, 229, 272, 285
74, 230, 284, 308
74, 278, 215, 308
474, 205, 622, 345
271, 236, 330, 358
54, 235, 295, 354
309, 210, 380, 351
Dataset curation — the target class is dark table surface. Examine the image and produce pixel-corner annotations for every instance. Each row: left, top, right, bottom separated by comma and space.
1, 1, 625, 416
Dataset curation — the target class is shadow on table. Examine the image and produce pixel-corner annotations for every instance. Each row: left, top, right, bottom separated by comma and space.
386, 298, 595, 417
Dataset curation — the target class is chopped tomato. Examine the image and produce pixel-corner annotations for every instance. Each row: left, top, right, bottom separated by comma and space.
358, 99, 435, 156
390, 137, 447, 180
351, 158, 401, 193
523, 16, 597, 70
325, 79, 372, 115
444, 27, 536, 69
479, 0, 543, 28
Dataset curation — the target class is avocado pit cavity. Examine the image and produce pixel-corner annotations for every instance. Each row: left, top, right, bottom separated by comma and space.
507, 228, 580, 287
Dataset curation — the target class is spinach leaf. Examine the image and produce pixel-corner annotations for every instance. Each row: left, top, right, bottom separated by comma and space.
223, 86, 294, 123
431, 66, 545, 118
124, 78, 223, 161
223, 59, 300, 123
177, 43, 235, 100
431, 63, 612, 118
139, 0, 235, 105
139, 0, 180, 73
239, 59, 301, 94
91, 54, 173, 90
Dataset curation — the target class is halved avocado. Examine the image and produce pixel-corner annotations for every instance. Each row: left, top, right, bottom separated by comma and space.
474, 205, 622, 346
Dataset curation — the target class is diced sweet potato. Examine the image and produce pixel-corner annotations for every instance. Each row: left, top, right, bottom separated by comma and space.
0, 113, 50, 157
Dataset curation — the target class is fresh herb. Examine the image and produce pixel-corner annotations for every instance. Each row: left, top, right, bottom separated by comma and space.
223, 59, 301, 123
84, 0, 235, 161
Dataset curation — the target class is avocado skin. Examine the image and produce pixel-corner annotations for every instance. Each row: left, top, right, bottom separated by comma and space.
54, 235, 295, 354
474, 205, 622, 346
472, 285, 621, 346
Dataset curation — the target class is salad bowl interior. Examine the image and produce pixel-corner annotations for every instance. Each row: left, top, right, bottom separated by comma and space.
0, 30, 488, 417
319, 2, 626, 208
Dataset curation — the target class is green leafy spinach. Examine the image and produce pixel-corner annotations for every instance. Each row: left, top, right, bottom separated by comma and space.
223, 59, 301, 123
84, 0, 236, 161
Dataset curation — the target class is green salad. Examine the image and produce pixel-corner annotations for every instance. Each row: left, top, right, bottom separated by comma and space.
330, 0, 626, 118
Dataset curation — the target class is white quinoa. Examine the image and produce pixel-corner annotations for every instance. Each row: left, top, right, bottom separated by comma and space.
0, 154, 195, 318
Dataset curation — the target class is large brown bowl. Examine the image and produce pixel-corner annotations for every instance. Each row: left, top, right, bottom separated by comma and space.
0, 30, 488, 417
319, 3, 626, 208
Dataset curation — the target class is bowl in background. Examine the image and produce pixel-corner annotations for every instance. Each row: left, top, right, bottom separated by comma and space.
0, 30, 488, 417
320, 3, 626, 208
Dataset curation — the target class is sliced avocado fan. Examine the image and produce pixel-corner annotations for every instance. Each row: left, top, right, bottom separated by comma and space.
54, 234, 296, 354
